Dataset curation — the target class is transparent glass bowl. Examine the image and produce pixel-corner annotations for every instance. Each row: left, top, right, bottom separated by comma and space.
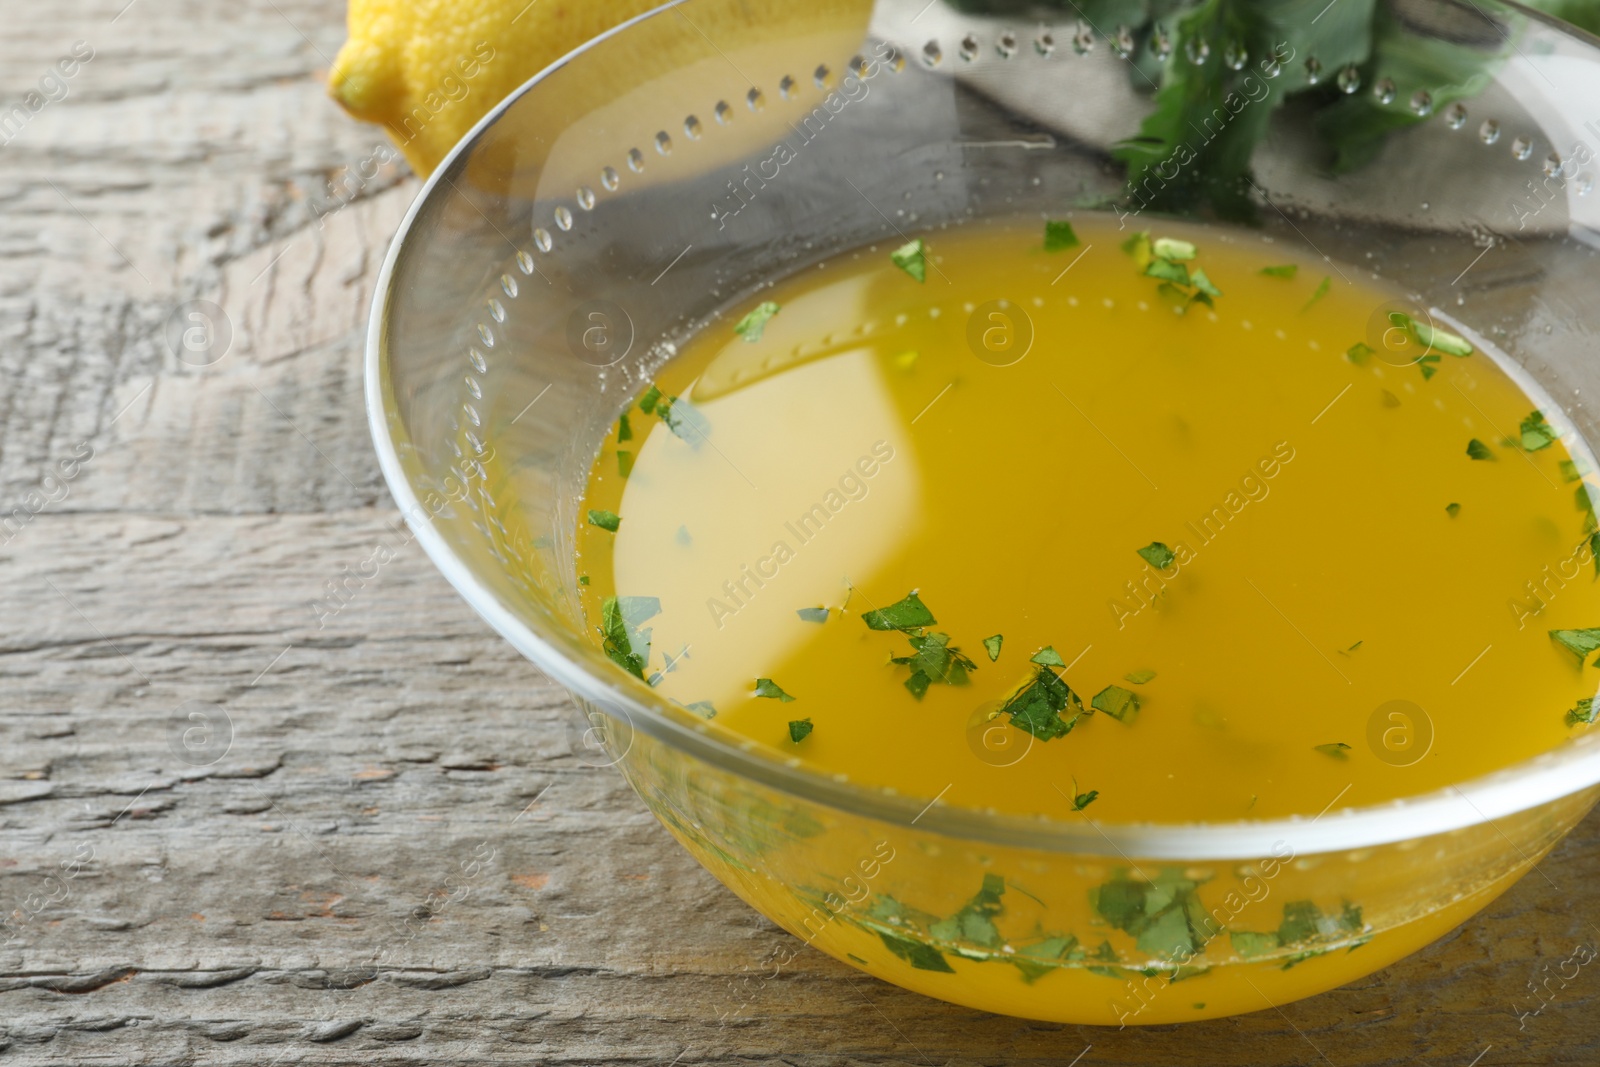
367, 0, 1600, 1023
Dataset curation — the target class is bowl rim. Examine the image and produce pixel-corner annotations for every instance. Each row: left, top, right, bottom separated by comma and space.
366, 0, 1600, 860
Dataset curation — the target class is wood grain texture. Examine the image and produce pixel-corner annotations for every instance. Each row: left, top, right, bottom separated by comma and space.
2, 1, 1599, 1064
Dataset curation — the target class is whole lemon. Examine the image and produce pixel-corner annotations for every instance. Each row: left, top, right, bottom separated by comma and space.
329, 0, 873, 176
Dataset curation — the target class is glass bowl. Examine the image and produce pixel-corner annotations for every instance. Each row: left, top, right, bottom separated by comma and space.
366, 0, 1600, 1024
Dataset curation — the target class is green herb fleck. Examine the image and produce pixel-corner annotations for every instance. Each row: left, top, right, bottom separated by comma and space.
788, 718, 813, 742
734, 301, 781, 342
1030, 646, 1066, 668
754, 677, 796, 702
675, 525, 692, 546
577, 575, 590, 586
1092, 872, 1208, 959
1561, 459, 1586, 483
1145, 258, 1190, 285
1550, 628, 1600, 664
617, 451, 634, 477
1092, 685, 1141, 723
861, 591, 937, 631
1567, 698, 1597, 726
796, 606, 829, 624
1137, 541, 1177, 570
681, 700, 716, 719
617, 412, 633, 442
1346, 342, 1374, 364
1300, 276, 1332, 314
587, 509, 621, 532
1260, 264, 1298, 279
1071, 780, 1099, 811
1121, 230, 1152, 266
890, 238, 927, 283
1124, 669, 1157, 684
1520, 410, 1558, 451
638, 385, 661, 414
891, 631, 977, 698
1152, 237, 1196, 261
1314, 742, 1351, 759
1466, 438, 1494, 461
1446, 502, 1461, 518
877, 931, 953, 973
998, 660, 1083, 741
599, 595, 660, 680
1189, 267, 1222, 302
983, 634, 1004, 662
929, 874, 1006, 950
1043, 219, 1080, 253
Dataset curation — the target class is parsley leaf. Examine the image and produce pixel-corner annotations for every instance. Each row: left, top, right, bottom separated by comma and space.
788, 718, 813, 742
1446, 502, 1461, 518
892, 631, 978, 697
1347, 342, 1374, 364
754, 677, 796, 702
617, 412, 633, 442
1137, 541, 1177, 570
1260, 264, 1299, 278
638, 385, 661, 414
1314, 742, 1352, 759
1152, 237, 1197, 262
877, 931, 954, 973
1146, 258, 1190, 286
1301, 276, 1332, 313
617, 451, 634, 477
1190, 267, 1222, 299
587, 509, 622, 532
1030, 646, 1066, 668
890, 238, 927, 283
1124, 669, 1157, 684
1466, 438, 1494, 461
983, 634, 1004, 662
734, 300, 781, 342
1550, 628, 1600, 664
1043, 219, 1080, 252
861, 591, 937, 631
680, 700, 716, 719
796, 607, 829, 624
577, 575, 590, 586
1121, 230, 1152, 267
1520, 410, 1557, 451
599, 595, 660, 680
1567, 697, 1597, 726
1072, 782, 1099, 811
1092, 871, 1208, 959
999, 661, 1083, 741
1092, 685, 1141, 723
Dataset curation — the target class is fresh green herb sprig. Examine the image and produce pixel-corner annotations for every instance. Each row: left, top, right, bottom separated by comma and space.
997, 647, 1085, 741
1123, 231, 1221, 311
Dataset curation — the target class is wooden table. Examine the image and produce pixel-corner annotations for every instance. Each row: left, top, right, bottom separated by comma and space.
2, 1, 1598, 1062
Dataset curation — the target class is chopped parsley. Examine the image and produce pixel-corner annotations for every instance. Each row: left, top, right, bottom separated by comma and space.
1231, 900, 1366, 969
635, 384, 706, 444
1152, 237, 1196, 261
983, 634, 1004, 662
754, 677, 796, 702
1416, 353, 1442, 380
1560, 458, 1588, 483
796, 606, 829, 624
617, 412, 633, 442
1071, 780, 1099, 811
1092, 871, 1209, 959
1300, 275, 1332, 313
638, 385, 662, 414
1125, 232, 1218, 311
892, 631, 977, 699
929, 874, 1006, 949
998, 658, 1083, 741
1567, 698, 1597, 726
577, 575, 590, 586
1091, 685, 1140, 723
890, 239, 927, 283
681, 700, 717, 719
788, 718, 813, 742
1520, 410, 1557, 451
599, 595, 660, 680
1043, 219, 1080, 252
587, 509, 621, 532
1124, 669, 1157, 684
1260, 264, 1298, 278
1346, 342, 1374, 364
1030, 646, 1066, 668
734, 300, 781, 342
1550, 628, 1600, 664
1466, 438, 1494, 461
862, 591, 936, 631
877, 930, 953, 973
1446, 502, 1461, 518
1314, 742, 1352, 759
1137, 541, 1177, 570
617, 451, 634, 477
